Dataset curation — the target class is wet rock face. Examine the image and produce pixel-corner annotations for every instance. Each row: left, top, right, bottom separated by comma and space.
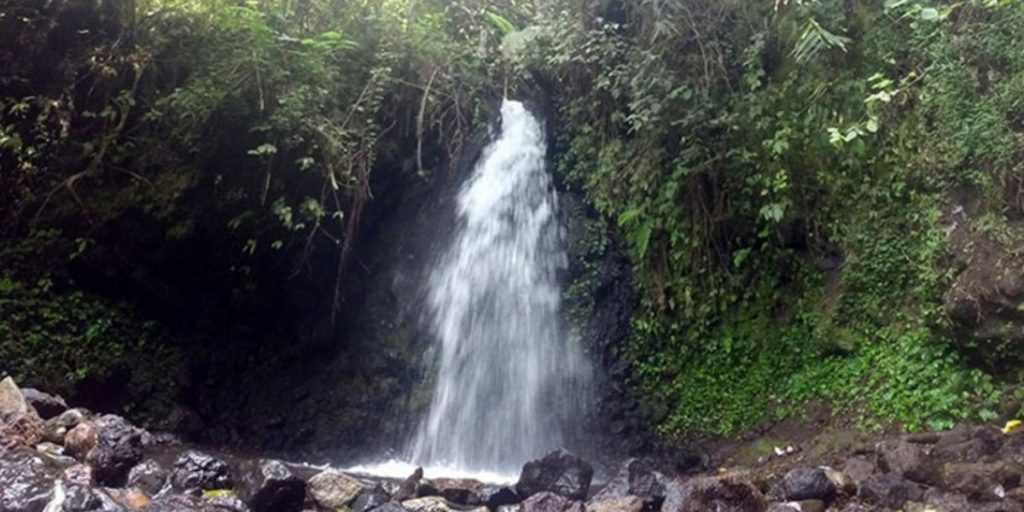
944, 219, 1024, 369
238, 459, 305, 512
516, 449, 594, 501
0, 449, 57, 512
661, 475, 766, 512
86, 415, 143, 486
170, 451, 232, 493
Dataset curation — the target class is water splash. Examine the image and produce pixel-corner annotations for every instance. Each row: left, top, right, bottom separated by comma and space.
406, 99, 591, 475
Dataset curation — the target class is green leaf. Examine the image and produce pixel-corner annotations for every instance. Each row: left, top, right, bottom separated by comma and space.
618, 208, 643, 226
919, 8, 940, 20
485, 11, 517, 35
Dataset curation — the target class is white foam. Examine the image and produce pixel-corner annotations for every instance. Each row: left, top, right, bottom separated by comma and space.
344, 459, 517, 485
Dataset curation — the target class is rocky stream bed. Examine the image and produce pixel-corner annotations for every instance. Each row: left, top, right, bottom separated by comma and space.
4, 376, 1024, 512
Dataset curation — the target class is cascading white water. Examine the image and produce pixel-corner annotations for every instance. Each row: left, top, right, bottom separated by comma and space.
406, 99, 590, 476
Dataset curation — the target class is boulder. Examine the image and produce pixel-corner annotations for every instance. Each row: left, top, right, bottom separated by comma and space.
0, 377, 28, 420
857, 472, 926, 509
128, 460, 169, 496
19, 388, 67, 420
775, 468, 836, 502
307, 469, 364, 509
64, 422, 97, 460
0, 412, 43, 452
520, 492, 573, 512
942, 461, 1022, 500
395, 467, 424, 501
822, 467, 856, 496
875, 440, 939, 485
419, 478, 484, 506
516, 450, 594, 500
591, 458, 666, 508
237, 459, 305, 512
42, 409, 89, 445
933, 426, 1002, 463
585, 496, 643, 512
661, 475, 765, 512
170, 451, 232, 493
350, 484, 390, 512
842, 457, 876, 484
86, 415, 143, 487
0, 449, 58, 511
480, 486, 521, 509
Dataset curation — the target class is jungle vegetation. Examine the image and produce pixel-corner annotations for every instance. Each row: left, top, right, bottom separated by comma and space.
2, 0, 1023, 439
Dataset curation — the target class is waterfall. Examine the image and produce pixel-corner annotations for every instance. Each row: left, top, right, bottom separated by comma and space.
406, 99, 590, 475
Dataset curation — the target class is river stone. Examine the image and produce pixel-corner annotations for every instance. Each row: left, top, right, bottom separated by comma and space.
591, 458, 667, 508
170, 450, 232, 493
42, 408, 89, 445
661, 475, 766, 512
140, 494, 219, 512
0, 448, 57, 511
942, 460, 1022, 500
857, 472, 926, 509
520, 492, 572, 512
238, 459, 305, 512
0, 377, 28, 419
350, 484, 389, 512
64, 421, 97, 460
373, 504, 412, 512
86, 415, 143, 487
205, 491, 251, 512
403, 496, 486, 512
516, 449, 593, 500
20, 388, 67, 420
420, 478, 484, 505
0, 410, 44, 452
395, 467, 424, 501
128, 460, 169, 496
876, 440, 939, 485
480, 486, 521, 509
64, 463, 93, 486
585, 496, 643, 512
776, 468, 836, 502
307, 469, 364, 508
62, 484, 104, 512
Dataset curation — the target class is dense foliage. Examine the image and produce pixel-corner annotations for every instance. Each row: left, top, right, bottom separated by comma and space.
509, 0, 1023, 435
3, 0, 1024, 441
